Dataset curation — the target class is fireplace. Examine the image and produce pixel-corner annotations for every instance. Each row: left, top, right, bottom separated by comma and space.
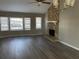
49, 29, 55, 36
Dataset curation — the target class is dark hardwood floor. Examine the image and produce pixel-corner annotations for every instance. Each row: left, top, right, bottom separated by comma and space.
0, 36, 79, 59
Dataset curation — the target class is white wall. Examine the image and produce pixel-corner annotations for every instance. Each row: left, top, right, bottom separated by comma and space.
59, 0, 79, 48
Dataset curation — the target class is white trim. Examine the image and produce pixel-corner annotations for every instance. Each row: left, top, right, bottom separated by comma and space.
59, 41, 79, 51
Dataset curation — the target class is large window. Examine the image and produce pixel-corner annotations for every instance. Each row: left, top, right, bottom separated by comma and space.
0, 16, 42, 31
24, 18, 31, 30
36, 17, 42, 29
10, 17, 23, 31
0, 17, 9, 31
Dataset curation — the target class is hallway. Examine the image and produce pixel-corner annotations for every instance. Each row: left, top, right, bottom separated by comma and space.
0, 36, 79, 59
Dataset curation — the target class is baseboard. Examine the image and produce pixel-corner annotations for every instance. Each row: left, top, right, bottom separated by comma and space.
59, 41, 79, 51
0, 34, 43, 38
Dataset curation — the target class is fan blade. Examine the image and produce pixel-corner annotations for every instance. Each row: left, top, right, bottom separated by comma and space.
25, 2, 37, 4
28, 2, 37, 3
35, 0, 45, 2
42, 2, 51, 4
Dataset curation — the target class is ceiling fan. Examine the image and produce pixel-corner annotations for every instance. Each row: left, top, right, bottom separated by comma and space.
29, 0, 51, 6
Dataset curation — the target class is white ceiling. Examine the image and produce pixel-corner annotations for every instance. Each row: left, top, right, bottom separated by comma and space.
0, 0, 52, 13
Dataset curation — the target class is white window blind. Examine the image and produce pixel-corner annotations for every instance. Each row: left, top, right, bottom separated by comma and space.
0, 17, 9, 31
36, 17, 42, 29
10, 17, 23, 31
24, 18, 31, 30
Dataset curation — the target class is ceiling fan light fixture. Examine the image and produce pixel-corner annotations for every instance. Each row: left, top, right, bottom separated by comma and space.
38, 2, 42, 4
37, 2, 42, 6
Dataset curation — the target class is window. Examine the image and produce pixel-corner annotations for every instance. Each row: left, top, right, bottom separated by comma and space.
36, 17, 42, 29
24, 18, 31, 30
10, 17, 23, 31
0, 17, 9, 31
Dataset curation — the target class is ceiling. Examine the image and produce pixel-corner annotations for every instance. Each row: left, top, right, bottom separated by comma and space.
0, 0, 52, 13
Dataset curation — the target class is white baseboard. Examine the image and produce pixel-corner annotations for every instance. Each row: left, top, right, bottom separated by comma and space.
59, 41, 79, 51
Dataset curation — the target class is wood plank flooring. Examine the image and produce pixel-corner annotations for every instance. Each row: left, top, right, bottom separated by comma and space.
0, 36, 79, 59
